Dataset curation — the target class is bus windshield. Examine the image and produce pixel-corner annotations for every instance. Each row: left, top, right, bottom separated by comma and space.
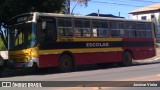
9, 23, 37, 50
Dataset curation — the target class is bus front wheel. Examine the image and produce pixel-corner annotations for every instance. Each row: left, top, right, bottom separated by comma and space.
120, 51, 133, 66
59, 55, 73, 72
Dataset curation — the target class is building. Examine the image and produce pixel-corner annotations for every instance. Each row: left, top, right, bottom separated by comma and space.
129, 3, 160, 41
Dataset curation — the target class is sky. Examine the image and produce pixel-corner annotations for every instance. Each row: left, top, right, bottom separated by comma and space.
70, 0, 160, 18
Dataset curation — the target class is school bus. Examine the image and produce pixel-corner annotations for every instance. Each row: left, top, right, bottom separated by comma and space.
8, 12, 156, 72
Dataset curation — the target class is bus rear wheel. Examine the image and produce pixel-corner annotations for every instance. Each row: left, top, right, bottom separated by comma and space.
120, 51, 133, 66
59, 55, 73, 72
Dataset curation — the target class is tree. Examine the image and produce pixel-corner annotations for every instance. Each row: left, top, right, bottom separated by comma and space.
0, 0, 65, 49
71, 0, 90, 6
0, 0, 64, 25
71, 0, 90, 14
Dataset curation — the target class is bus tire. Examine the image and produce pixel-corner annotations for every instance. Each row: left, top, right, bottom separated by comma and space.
120, 51, 133, 66
59, 55, 73, 72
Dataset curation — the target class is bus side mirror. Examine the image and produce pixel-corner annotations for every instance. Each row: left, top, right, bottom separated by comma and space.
42, 21, 46, 30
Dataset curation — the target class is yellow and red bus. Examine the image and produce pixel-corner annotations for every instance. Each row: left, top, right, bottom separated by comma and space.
9, 12, 156, 72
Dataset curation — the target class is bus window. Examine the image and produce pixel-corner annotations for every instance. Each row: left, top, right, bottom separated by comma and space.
110, 21, 125, 38
37, 18, 56, 49
146, 23, 152, 38
58, 18, 73, 37
84, 20, 90, 28
82, 20, 90, 37
125, 21, 136, 38
92, 20, 99, 37
75, 29, 82, 37
43, 20, 55, 41
74, 19, 83, 37
92, 20, 109, 37
137, 22, 147, 38
118, 21, 125, 37
74, 19, 91, 37
82, 29, 91, 37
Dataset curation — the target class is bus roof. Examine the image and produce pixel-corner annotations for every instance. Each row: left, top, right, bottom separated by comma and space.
12, 12, 152, 23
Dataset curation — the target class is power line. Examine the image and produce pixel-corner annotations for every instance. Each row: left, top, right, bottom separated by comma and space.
130, 0, 160, 4
111, 0, 158, 5
91, 0, 160, 8
106, 0, 152, 7
91, 0, 146, 7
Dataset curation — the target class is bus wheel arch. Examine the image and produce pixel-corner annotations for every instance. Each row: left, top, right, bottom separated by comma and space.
59, 51, 75, 72
120, 50, 133, 66
124, 50, 134, 59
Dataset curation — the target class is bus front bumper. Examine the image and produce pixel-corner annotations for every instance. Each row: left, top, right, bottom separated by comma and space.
7, 59, 38, 69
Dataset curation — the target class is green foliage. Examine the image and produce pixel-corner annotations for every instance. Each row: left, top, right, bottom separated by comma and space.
0, 37, 6, 50
0, 0, 65, 49
0, 0, 64, 25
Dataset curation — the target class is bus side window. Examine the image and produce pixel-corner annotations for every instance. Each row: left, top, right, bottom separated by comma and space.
43, 21, 55, 41
58, 18, 73, 37
125, 21, 136, 38
83, 20, 91, 37
118, 21, 125, 37
74, 19, 83, 37
110, 21, 126, 38
83, 29, 91, 37
37, 18, 56, 49
37, 19, 44, 44
137, 22, 147, 38
146, 23, 152, 38
74, 19, 91, 37
75, 29, 81, 37
92, 20, 109, 37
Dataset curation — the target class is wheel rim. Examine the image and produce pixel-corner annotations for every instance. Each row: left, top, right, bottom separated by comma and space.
125, 54, 130, 63
60, 55, 73, 72
123, 52, 132, 66
62, 59, 71, 68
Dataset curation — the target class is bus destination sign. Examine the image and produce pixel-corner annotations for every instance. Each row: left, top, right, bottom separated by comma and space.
11, 14, 33, 24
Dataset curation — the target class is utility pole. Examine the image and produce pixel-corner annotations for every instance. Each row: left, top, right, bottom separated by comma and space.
119, 12, 121, 17
98, 9, 100, 17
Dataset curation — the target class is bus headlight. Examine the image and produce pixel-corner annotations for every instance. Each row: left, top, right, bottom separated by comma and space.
24, 58, 29, 62
30, 50, 37, 58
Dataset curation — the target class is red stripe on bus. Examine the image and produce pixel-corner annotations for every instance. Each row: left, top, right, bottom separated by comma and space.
75, 52, 123, 65
39, 52, 123, 68
39, 55, 59, 68
122, 38, 155, 60
38, 47, 155, 68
